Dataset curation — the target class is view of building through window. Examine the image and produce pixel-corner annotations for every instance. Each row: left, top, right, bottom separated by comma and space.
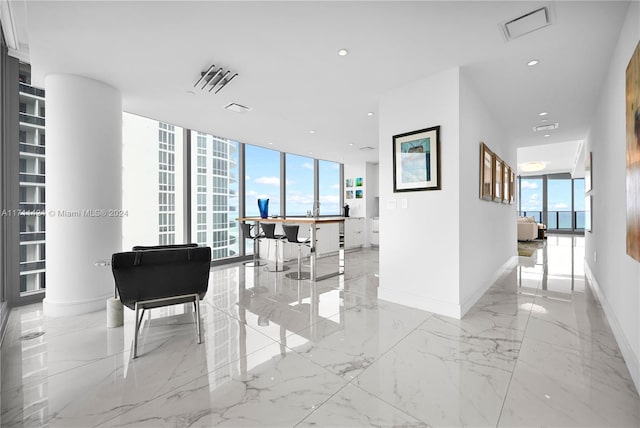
190, 131, 239, 259
18, 63, 46, 295
122, 113, 185, 250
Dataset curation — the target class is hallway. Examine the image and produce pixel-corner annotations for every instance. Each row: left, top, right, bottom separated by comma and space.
1, 237, 639, 426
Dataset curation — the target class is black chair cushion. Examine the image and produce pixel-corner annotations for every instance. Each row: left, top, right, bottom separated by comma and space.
112, 246, 211, 310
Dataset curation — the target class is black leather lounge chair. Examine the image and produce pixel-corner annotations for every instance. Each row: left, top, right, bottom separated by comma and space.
111, 245, 211, 358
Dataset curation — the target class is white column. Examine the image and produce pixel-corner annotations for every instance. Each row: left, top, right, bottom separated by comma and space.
43, 74, 122, 317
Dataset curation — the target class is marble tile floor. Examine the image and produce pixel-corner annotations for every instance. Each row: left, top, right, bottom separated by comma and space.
1, 236, 639, 427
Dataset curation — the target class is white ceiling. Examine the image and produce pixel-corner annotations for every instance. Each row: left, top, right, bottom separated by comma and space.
8, 1, 630, 165
517, 140, 584, 177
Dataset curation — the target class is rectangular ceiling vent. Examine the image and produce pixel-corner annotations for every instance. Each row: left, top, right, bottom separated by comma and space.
224, 103, 251, 113
533, 123, 559, 132
501, 6, 552, 41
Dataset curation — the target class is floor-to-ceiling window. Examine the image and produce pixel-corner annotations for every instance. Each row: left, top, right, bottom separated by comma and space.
318, 160, 341, 216
285, 153, 314, 216
518, 177, 543, 223
190, 131, 239, 260
245, 145, 281, 217
518, 174, 585, 232
547, 175, 573, 230
574, 178, 585, 229
18, 63, 46, 296
122, 113, 185, 249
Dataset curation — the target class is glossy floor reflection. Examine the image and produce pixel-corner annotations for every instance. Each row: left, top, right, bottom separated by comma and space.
1, 237, 639, 427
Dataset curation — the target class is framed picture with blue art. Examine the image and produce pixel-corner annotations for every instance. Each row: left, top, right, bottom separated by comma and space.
392, 126, 441, 192
355, 177, 363, 187
355, 189, 363, 199
346, 190, 354, 199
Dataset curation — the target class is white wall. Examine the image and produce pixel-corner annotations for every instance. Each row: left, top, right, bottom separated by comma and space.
458, 69, 517, 310
378, 68, 462, 317
344, 162, 367, 218
584, 1, 640, 391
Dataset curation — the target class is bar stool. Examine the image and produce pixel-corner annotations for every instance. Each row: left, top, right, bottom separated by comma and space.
282, 224, 311, 280
240, 223, 267, 267
261, 223, 289, 272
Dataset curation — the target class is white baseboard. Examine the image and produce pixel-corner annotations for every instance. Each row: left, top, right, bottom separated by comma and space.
584, 261, 640, 394
459, 256, 519, 317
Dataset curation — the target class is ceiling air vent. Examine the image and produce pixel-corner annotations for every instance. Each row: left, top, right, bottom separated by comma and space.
533, 123, 559, 132
359, 146, 375, 151
501, 6, 552, 41
224, 103, 251, 113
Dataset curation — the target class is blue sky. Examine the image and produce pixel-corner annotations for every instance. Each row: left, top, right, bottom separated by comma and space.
520, 177, 585, 212
244, 145, 340, 217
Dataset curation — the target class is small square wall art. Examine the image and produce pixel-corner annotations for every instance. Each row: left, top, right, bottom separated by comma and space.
355, 189, 363, 199
346, 190, 354, 199
355, 177, 363, 187
346, 178, 354, 188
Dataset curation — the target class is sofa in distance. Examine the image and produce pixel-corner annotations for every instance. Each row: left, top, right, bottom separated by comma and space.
111, 245, 211, 358
517, 217, 538, 241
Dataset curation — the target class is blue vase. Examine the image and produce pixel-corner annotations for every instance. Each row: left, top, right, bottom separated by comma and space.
258, 198, 269, 219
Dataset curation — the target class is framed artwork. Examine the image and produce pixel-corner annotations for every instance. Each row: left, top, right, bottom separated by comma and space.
585, 194, 592, 233
585, 151, 592, 193
509, 169, 516, 204
626, 40, 640, 262
494, 156, 503, 202
346, 190, 354, 199
479, 142, 493, 201
502, 165, 510, 203
355, 177, 363, 187
355, 189, 363, 199
392, 126, 441, 192
346, 178, 354, 188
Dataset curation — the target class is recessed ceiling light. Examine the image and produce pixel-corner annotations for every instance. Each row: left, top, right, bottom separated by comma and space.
544, 134, 550, 137
268, 142, 273, 145
338, 49, 349, 56
309, 151, 313, 155
309, 130, 315, 134
349, 143, 354, 146
367, 112, 374, 116
520, 161, 546, 172
539, 112, 548, 116
527, 59, 539, 66
541, 119, 548, 122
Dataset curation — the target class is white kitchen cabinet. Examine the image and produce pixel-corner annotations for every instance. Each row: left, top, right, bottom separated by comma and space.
344, 217, 364, 249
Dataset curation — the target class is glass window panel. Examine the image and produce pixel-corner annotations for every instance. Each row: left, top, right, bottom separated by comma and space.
285, 153, 314, 216
319, 160, 341, 216
122, 113, 185, 249
518, 177, 542, 222
574, 179, 585, 229
245, 145, 280, 217
189, 131, 239, 259
548, 178, 572, 229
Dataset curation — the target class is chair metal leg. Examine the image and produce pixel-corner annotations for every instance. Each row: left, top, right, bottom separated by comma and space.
194, 295, 202, 344
133, 303, 146, 359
